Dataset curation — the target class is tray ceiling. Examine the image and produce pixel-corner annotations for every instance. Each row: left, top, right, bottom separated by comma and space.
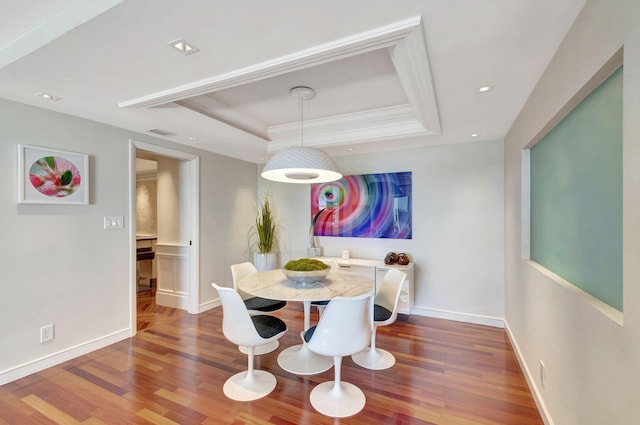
0, 0, 587, 163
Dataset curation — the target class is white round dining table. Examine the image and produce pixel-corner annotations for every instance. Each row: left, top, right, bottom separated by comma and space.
237, 267, 374, 375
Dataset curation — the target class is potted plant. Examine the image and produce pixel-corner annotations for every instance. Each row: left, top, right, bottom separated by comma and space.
250, 193, 279, 271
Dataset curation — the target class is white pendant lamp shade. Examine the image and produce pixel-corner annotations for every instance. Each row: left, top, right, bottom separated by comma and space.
261, 146, 342, 183
261, 86, 342, 184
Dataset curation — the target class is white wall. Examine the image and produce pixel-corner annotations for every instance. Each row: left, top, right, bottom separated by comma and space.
264, 139, 505, 325
0, 98, 257, 384
198, 145, 258, 305
504, 0, 640, 423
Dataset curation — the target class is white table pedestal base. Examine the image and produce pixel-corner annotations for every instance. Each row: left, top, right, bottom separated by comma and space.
277, 343, 332, 375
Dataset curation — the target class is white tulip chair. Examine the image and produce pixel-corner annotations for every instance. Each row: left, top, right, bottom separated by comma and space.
212, 282, 287, 401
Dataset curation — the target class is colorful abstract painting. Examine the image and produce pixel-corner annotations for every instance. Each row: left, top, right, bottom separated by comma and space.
311, 172, 412, 239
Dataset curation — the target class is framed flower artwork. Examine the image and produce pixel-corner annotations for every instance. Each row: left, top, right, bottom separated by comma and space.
18, 145, 89, 204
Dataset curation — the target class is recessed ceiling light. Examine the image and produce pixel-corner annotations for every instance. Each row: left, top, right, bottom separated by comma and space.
476, 85, 494, 94
347, 148, 353, 151
187, 136, 197, 141
470, 133, 480, 138
37, 92, 61, 101
167, 38, 199, 55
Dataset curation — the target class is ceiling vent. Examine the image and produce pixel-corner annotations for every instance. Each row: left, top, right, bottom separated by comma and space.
146, 128, 175, 137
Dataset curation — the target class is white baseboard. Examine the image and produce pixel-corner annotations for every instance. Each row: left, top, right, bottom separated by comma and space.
409, 311, 551, 423
0, 328, 131, 386
504, 321, 554, 425
410, 306, 504, 328
155, 290, 188, 310
198, 298, 221, 313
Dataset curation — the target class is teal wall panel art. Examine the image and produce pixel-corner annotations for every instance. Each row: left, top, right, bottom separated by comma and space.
530, 66, 623, 311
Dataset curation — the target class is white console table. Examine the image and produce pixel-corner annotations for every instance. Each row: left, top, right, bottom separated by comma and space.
318, 257, 414, 315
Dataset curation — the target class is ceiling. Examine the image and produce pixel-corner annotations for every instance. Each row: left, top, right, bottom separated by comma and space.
0, 0, 586, 164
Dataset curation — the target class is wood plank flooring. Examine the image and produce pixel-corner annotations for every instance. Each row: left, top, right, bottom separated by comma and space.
0, 289, 542, 424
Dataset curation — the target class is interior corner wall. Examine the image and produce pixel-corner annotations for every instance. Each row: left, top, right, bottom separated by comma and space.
0, 98, 257, 384
504, 0, 640, 423
156, 156, 185, 245
263, 139, 505, 325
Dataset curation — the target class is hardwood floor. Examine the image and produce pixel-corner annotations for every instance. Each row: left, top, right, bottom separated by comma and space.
0, 289, 543, 424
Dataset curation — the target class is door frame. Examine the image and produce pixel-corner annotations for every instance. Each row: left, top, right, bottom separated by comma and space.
129, 139, 200, 334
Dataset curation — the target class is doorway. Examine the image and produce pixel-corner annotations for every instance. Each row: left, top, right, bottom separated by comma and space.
135, 156, 157, 292
129, 139, 200, 335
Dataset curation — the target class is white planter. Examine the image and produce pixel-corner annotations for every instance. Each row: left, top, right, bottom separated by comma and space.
252, 252, 279, 272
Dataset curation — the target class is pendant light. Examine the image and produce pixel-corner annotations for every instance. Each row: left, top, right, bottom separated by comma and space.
261, 86, 342, 184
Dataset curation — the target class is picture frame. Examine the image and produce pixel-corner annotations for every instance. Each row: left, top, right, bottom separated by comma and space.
310, 171, 412, 239
18, 144, 89, 205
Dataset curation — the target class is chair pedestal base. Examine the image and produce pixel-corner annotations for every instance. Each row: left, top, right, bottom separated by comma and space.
277, 343, 333, 375
239, 340, 279, 356
310, 381, 366, 418
351, 347, 396, 370
223, 370, 276, 401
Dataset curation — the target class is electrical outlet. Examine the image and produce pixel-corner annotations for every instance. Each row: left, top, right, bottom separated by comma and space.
40, 324, 54, 343
539, 360, 546, 388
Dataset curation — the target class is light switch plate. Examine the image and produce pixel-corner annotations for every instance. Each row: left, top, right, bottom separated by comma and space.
104, 216, 124, 229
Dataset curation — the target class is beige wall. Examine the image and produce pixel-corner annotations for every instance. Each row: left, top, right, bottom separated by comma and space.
504, 0, 639, 423
0, 98, 257, 384
136, 179, 157, 236
156, 157, 188, 245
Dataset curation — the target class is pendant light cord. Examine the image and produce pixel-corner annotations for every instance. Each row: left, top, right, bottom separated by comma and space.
298, 92, 304, 147
290, 86, 314, 148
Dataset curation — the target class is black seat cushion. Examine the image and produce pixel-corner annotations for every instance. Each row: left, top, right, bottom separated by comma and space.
251, 315, 287, 339
244, 297, 286, 312
374, 304, 393, 322
311, 300, 329, 306
303, 325, 317, 343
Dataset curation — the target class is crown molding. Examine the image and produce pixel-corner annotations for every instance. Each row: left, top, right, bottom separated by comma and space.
136, 170, 157, 182
119, 15, 441, 150
135, 158, 157, 181
389, 21, 441, 135
266, 104, 430, 151
119, 16, 424, 108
